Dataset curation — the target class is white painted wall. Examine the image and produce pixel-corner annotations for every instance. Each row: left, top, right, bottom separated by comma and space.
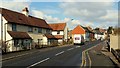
95, 34, 104, 40
58, 39, 63, 43
43, 36, 47, 45
52, 31, 64, 35
1, 17, 13, 52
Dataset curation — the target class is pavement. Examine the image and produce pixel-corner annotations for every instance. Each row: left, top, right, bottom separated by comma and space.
2, 44, 72, 61
84, 40, 120, 67
2, 40, 101, 67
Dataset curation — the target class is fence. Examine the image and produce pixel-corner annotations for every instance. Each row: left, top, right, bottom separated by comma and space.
111, 48, 120, 63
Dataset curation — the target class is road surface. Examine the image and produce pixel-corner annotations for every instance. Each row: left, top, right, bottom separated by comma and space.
2, 40, 102, 67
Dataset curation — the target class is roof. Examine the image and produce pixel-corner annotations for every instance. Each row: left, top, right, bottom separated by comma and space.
72, 25, 85, 34
94, 29, 103, 35
8, 31, 31, 39
45, 34, 57, 39
0, 8, 51, 29
54, 35, 63, 39
49, 23, 66, 31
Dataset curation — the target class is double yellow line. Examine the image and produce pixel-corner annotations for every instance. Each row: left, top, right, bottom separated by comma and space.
81, 43, 102, 68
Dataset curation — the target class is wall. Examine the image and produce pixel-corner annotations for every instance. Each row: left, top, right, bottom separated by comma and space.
110, 34, 120, 50
52, 31, 64, 35
43, 36, 47, 45
0, 14, 1, 40
17, 25, 28, 32
95, 34, 104, 40
64, 26, 68, 41
1, 17, 13, 52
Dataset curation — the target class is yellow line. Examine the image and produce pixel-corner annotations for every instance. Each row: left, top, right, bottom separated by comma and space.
87, 51, 91, 68
81, 43, 101, 67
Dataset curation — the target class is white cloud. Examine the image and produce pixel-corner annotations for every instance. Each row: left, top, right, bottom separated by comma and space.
31, 9, 62, 23
59, 2, 118, 28
32, 10, 44, 19
99, 10, 118, 22
44, 15, 61, 23
0, 2, 30, 12
42, 9, 60, 14
60, 0, 117, 2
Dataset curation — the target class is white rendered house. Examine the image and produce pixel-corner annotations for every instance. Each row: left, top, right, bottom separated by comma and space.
0, 7, 55, 52
49, 23, 68, 44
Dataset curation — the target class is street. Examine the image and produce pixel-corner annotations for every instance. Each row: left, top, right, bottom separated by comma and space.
2, 40, 101, 67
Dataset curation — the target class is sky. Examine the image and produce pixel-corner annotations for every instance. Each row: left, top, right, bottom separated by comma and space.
0, 0, 119, 30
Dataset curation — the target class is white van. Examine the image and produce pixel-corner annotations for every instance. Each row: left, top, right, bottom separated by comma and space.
73, 34, 84, 45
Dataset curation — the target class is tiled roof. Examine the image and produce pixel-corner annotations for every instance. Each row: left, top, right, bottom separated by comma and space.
72, 25, 85, 34
49, 23, 66, 31
8, 31, 31, 39
45, 34, 57, 39
0, 8, 51, 29
54, 35, 63, 39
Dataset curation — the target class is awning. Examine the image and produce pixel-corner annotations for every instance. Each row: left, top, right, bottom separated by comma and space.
8, 31, 32, 39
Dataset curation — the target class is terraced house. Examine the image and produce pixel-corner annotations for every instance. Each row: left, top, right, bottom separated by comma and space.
0, 7, 57, 52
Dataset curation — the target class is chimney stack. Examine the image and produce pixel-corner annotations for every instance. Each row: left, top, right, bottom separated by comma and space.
22, 7, 29, 17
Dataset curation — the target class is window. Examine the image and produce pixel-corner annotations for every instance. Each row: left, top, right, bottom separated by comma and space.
57, 31, 60, 34
28, 27, 33, 32
38, 28, 42, 33
14, 39, 19, 47
46, 29, 50, 34
42, 29, 46, 34
12, 24, 17, 31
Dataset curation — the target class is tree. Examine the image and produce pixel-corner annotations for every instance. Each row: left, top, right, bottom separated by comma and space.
107, 26, 113, 34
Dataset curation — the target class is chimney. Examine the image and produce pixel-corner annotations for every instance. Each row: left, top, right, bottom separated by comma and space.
22, 7, 29, 17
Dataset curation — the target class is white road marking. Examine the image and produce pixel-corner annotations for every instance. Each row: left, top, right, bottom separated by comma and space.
27, 58, 50, 68
55, 51, 64, 56
67, 48, 74, 51
75, 46, 81, 48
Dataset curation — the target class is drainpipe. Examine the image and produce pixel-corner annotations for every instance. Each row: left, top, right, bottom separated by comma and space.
4, 23, 7, 53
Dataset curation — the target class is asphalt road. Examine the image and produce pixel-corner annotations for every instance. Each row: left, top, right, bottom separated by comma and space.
2, 40, 102, 67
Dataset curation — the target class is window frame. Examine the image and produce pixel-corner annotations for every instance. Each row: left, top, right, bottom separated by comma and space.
12, 24, 17, 31
38, 28, 42, 33
28, 26, 33, 32
57, 31, 60, 34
